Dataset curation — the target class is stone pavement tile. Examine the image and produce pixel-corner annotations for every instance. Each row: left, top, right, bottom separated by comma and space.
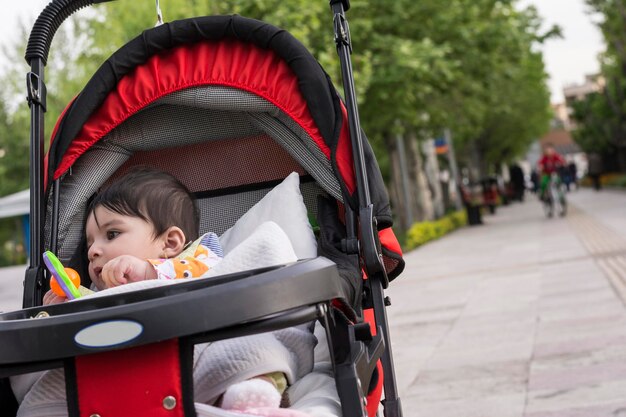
390, 304, 462, 327
405, 360, 528, 402
528, 359, 626, 392
524, 402, 626, 417
533, 314, 626, 345
533, 333, 626, 359
444, 307, 536, 339
540, 261, 606, 283
570, 190, 626, 239
539, 287, 624, 322
405, 393, 526, 417
423, 302, 537, 370
387, 270, 477, 301
541, 263, 608, 283
539, 285, 616, 308
525, 379, 626, 414
532, 330, 626, 362
537, 298, 625, 322
451, 309, 537, 333
425, 334, 534, 370
416, 273, 480, 293
540, 249, 589, 266
462, 291, 538, 317
540, 274, 609, 297
389, 322, 454, 395
387, 289, 471, 327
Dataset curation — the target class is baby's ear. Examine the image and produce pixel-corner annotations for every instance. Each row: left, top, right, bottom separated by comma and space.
161, 226, 186, 258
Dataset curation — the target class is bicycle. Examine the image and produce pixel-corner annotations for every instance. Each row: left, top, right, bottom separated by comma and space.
542, 172, 567, 217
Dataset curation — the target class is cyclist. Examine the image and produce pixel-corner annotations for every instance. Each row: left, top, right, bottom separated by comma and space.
538, 143, 566, 201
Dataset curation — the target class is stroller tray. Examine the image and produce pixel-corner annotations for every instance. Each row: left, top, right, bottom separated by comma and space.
0, 257, 343, 377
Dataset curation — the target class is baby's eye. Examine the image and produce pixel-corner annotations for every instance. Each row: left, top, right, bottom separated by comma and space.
106, 231, 120, 240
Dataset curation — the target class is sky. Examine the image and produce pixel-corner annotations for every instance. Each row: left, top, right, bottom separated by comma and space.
0, 0, 606, 105
518, 0, 605, 103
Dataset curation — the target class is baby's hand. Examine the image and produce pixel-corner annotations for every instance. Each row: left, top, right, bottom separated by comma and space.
43, 289, 67, 305
101, 255, 157, 288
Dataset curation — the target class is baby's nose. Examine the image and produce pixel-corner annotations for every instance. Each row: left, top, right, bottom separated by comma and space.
87, 244, 101, 261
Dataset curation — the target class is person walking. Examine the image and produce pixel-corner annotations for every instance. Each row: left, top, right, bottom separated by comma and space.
587, 152, 603, 191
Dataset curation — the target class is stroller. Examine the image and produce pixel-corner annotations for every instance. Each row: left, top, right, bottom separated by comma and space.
0, 1, 405, 416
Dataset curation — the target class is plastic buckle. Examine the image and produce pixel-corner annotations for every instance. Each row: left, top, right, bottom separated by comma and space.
333, 13, 352, 53
26, 72, 47, 111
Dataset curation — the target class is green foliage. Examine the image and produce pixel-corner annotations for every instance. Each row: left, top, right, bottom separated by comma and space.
581, 0, 626, 169
352, 0, 553, 177
580, 172, 626, 188
0, 102, 29, 196
449, 210, 468, 228
570, 91, 614, 153
610, 174, 626, 187
405, 210, 467, 250
0, 218, 27, 267
0, 1, 555, 192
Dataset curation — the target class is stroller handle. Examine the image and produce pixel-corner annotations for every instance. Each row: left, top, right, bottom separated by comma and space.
25, 0, 114, 65
329, 0, 350, 11
26, 0, 346, 64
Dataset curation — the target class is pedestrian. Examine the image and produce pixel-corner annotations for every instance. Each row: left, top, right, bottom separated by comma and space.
508, 164, 525, 202
587, 152, 603, 191
568, 161, 578, 191
530, 170, 539, 194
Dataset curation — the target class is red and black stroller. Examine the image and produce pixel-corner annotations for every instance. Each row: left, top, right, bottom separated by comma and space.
0, 1, 405, 416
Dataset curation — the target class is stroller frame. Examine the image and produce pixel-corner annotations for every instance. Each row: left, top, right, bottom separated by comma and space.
1, 1, 403, 416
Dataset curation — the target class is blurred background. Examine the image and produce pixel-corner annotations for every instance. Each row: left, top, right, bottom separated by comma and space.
0, 0, 623, 264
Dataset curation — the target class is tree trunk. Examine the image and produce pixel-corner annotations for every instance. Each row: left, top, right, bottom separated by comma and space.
383, 131, 410, 231
618, 146, 626, 172
406, 131, 434, 221
421, 139, 445, 218
468, 139, 489, 180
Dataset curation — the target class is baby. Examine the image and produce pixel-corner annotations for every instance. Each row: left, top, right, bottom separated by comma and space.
16, 167, 316, 415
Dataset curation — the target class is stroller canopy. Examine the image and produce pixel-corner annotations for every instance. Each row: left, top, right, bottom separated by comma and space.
43, 15, 404, 280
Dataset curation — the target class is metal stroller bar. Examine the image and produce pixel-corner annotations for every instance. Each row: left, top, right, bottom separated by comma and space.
329, 1, 403, 416
24, 0, 115, 308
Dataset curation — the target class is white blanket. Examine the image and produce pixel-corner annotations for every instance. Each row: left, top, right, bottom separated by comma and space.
80, 220, 300, 298
15, 222, 341, 417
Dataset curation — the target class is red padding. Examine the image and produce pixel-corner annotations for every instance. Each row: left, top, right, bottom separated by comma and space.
53, 40, 331, 181
378, 227, 403, 258
74, 339, 184, 417
363, 308, 383, 417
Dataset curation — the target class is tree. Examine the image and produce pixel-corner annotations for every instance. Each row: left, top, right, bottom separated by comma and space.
347, 0, 552, 225
570, 91, 614, 153
0, 0, 553, 235
583, 0, 626, 170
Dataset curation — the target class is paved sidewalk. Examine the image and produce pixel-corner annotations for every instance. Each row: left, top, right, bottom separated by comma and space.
387, 188, 626, 417
0, 265, 25, 313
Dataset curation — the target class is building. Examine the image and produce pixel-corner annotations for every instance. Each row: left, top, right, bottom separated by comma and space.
563, 74, 605, 129
523, 75, 602, 180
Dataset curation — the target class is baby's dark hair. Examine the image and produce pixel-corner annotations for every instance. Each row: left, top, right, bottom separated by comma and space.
87, 167, 199, 243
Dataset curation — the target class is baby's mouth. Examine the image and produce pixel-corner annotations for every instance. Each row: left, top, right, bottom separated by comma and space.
93, 267, 102, 277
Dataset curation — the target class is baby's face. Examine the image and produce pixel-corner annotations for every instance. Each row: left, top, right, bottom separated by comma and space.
85, 206, 164, 290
